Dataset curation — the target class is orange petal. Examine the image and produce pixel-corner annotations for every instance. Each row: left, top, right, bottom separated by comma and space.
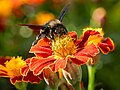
29, 56, 55, 75
10, 76, 22, 85
30, 45, 52, 58
50, 58, 67, 72
68, 31, 77, 40
98, 38, 115, 54
23, 71, 41, 84
0, 57, 11, 66
69, 56, 90, 65
0, 65, 8, 77
25, 58, 31, 64
20, 66, 29, 76
0, 70, 8, 77
75, 44, 99, 57
20, 58, 30, 76
77, 30, 101, 48
34, 38, 50, 47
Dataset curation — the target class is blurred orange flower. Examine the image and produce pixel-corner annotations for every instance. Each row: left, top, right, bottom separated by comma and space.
0, 0, 46, 17
36, 12, 55, 25
0, 0, 12, 17
26, 0, 46, 5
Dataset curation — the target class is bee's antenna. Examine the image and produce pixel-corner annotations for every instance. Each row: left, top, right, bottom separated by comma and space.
59, 2, 71, 22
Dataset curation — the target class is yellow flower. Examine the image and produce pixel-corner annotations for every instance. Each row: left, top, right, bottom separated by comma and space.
5, 56, 26, 77
0, 56, 26, 84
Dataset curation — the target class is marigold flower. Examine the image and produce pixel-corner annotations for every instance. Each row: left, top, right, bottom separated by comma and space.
83, 28, 114, 54
22, 28, 114, 85
0, 56, 26, 84
0, 56, 41, 84
26, 31, 100, 81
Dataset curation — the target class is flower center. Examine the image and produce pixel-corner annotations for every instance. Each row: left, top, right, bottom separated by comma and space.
51, 35, 77, 59
5, 57, 26, 77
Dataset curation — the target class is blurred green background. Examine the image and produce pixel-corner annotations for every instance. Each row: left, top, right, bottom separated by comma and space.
0, 0, 120, 90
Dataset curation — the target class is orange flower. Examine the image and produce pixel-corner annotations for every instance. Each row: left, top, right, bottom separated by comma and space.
0, 0, 12, 17
21, 28, 114, 84
83, 28, 114, 54
26, 0, 46, 5
26, 31, 99, 75
0, 56, 41, 84
0, 56, 26, 84
36, 12, 55, 25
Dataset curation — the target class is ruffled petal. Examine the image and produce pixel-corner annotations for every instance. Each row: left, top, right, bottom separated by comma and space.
10, 76, 22, 85
0, 70, 8, 77
98, 38, 115, 54
69, 56, 90, 65
0, 57, 11, 66
30, 38, 52, 57
0, 65, 8, 77
23, 71, 41, 84
29, 56, 55, 75
50, 58, 67, 72
34, 38, 51, 47
68, 31, 77, 40
20, 66, 29, 76
30, 45, 52, 58
75, 44, 99, 57
77, 30, 101, 48
20, 58, 30, 76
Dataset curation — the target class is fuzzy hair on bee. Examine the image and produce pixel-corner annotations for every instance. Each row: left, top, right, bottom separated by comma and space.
19, 3, 70, 46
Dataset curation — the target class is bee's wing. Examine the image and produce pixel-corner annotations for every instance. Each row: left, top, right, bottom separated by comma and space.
59, 3, 71, 22
18, 24, 44, 31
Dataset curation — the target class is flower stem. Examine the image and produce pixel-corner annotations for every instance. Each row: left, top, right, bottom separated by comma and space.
87, 65, 96, 90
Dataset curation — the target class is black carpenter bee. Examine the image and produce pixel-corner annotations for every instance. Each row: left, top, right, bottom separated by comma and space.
19, 3, 70, 46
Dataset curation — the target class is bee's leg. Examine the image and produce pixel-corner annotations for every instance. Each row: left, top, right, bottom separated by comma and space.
49, 28, 54, 39
32, 39, 39, 46
32, 34, 41, 46
62, 25, 68, 34
58, 25, 68, 37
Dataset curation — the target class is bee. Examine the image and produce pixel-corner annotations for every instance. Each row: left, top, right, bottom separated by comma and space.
19, 3, 70, 46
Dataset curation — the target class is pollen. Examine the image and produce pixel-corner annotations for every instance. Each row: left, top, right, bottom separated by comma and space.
5, 56, 26, 77
51, 35, 77, 59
